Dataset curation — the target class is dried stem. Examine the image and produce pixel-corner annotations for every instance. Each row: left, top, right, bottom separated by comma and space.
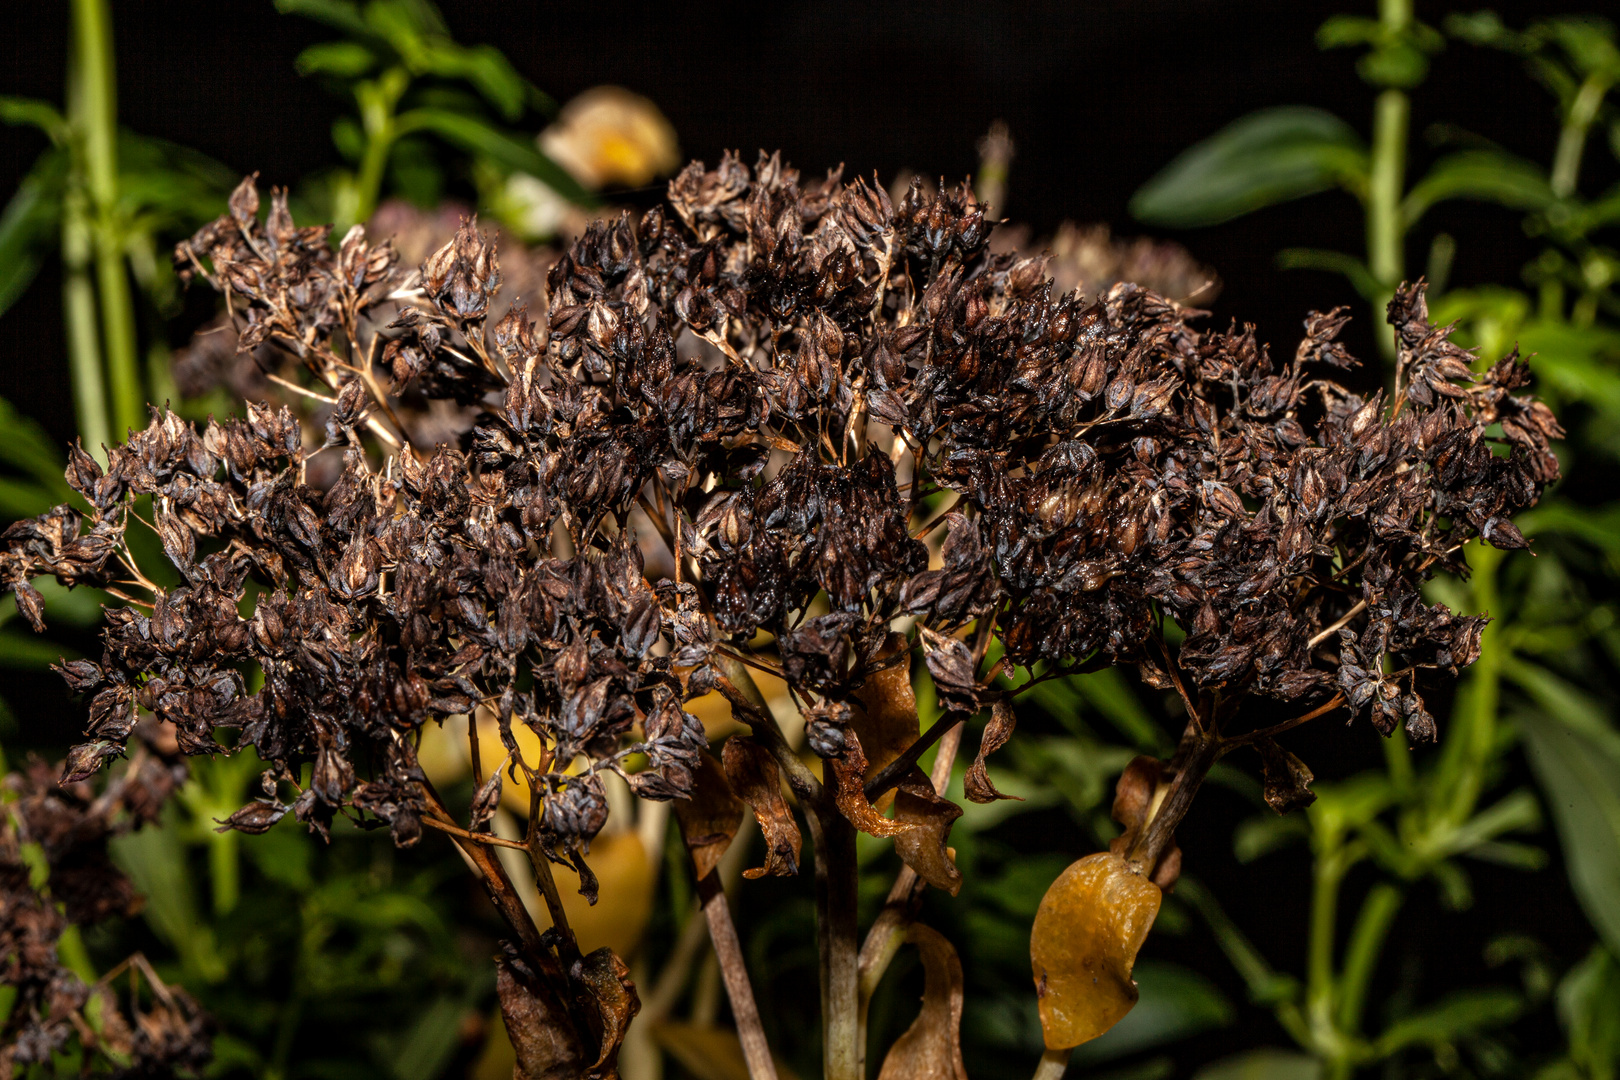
863, 712, 964, 802
696, 870, 779, 1080
1125, 722, 1222, 874
1221, 694, 1347, 753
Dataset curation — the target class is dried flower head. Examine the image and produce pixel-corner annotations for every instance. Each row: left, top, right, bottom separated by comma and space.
1, 152, 1560, 1059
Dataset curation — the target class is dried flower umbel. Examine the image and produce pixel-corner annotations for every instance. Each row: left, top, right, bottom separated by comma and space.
1, 153, 1559, 1076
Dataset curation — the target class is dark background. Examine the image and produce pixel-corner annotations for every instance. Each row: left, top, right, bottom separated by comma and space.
0, 2, 1605, 1073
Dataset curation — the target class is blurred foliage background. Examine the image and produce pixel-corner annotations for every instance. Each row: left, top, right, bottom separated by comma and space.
3, 1, 1620, 1078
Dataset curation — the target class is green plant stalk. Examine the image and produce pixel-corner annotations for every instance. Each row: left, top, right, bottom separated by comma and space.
71, 0, 143, 439
61, 195, 110, 458
1436, 543, 1503, 829
1335, 882, 1403, 1036
1550, 73, 1611, 200
339, 67, 411, 231
1307, 835, 1345, 1049
1364, 0, 1413, 363
1366, 86, 1407, 363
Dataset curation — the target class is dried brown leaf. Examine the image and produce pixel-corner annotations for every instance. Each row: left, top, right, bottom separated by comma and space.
497, 951, 590, 1080
962, 698, 1021, 804
672, 750, 744, 879
829, 728, 916, 839
1254, 737, 1316, 814
876, 924, 968, 1080
721, 736, 801, 878
892, 768, 963, 895
575, 947, 640, 1073
853, 633, 921, 812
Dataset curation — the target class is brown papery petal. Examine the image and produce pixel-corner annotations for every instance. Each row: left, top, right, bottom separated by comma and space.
893, 768, 963, 895
876, 924, 968, 1080
673, 750, 744, 879
963, 698, 1022, 804
1030, 851, 1161, 1050
722, 736, 802, 878
853, 632, 922, 812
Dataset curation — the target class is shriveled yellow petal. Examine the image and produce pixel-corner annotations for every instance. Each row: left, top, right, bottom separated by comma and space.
1030, 851, 1161, 1050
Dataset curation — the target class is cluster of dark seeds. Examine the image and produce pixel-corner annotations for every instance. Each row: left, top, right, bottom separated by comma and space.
0, 152, 1559, 899
2, 736, 212, 1075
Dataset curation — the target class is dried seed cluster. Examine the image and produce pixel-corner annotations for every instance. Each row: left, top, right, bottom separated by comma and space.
1, 738, 212, 1075
1, 153, 1558, 893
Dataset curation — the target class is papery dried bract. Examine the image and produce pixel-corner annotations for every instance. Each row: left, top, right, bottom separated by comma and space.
876, 924, 968, 1080
1030, 852, 1161, 1050
721, 736, 801, 879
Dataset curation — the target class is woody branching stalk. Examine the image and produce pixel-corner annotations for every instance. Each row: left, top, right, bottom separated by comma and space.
1, 151, 1556, 1078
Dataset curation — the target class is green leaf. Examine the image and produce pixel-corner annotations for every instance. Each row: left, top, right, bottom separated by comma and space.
1317, 16, 1382, 50
1275, 248, 1382, 301
380, 996, 466, 1080
0, 396, 70, 494
396, 107, 595, 206
0, 149, 67, 321
1233, 813, 1310, 863
1193, 1049, 1321, 1080
1445, 12, 1525, 52
1071, 961, 1234, 1064
296, 40, 377, 78
1557, 945, 1620, 1075
1516, 688, 1620, 956
1403, 149, 1556, 226
1374, 989, 1524, 1054
0, 96, 68, 143
274, 0, 371, 39
1131, 107, 1369, 228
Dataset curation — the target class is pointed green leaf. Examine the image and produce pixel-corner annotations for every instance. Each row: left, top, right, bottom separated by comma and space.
397, 107, 594, 206
0, 149, 67, 320
1403, 149, 1555, 227
1131, 107, 1368, 228
1513, 665, 1620, 955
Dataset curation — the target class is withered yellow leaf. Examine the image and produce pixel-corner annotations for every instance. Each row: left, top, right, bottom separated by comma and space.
1030, 851, 1161, 1050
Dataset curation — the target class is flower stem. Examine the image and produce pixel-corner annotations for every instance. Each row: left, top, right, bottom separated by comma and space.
71, 0, 143, 439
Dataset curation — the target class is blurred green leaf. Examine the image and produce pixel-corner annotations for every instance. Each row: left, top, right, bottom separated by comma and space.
1403, 149, 1555, 226
397, 108, 593, 205
0, 629, 76, 668
0, 149, 66, 320
109, 812, 228, 982
1193, 1049, 1321, 1080
1446, 11, 1525, 52
296, 40, 377, 78
273, 0, 371, 38
1275, 248, 1381, 300
1234, 813, 1310, 863
0, 396, 70, 496
0, 96, 68, 143
1071, 961, 1234, 1064
1516, 687, 1620, 956
1131, 107, 1369, 228
1374, 988, 1524, 1054
1556, 945, 1620, 1077
379, 996, 466, 1080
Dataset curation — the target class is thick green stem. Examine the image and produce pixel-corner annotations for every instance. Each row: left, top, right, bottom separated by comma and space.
61, 197, 110, 458
1335, 883, 1402, 1036
1366, 88, 1407, 361
72, 0, 143, 439
1365, 0, 1412, 363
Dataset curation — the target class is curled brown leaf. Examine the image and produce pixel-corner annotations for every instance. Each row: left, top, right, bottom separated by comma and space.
721, 736, 801, 879
962, 698, 1021, 804
876, 923, 968, 1080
